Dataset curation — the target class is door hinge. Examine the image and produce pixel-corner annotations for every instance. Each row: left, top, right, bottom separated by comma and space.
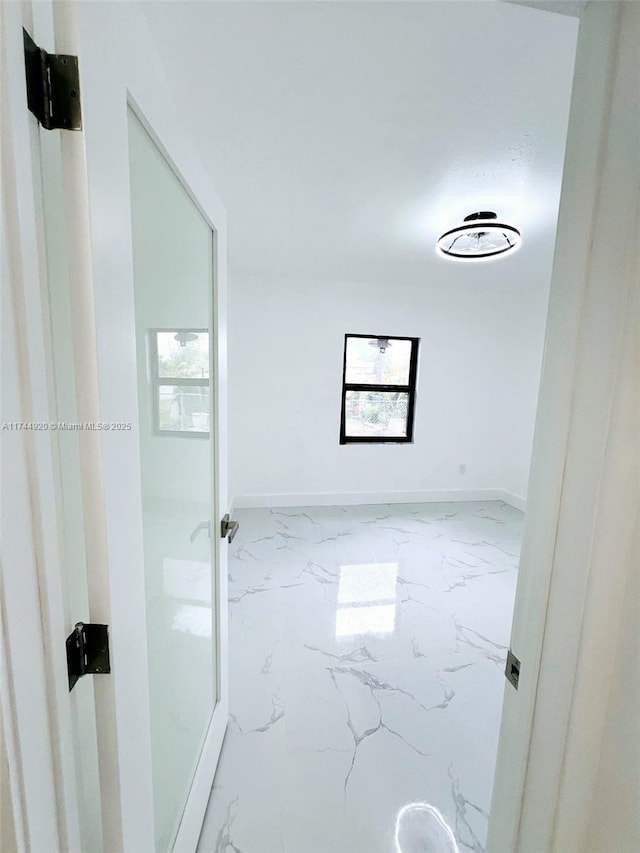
23, 28, 82, 131
66, 623, 110, 692
505, 648, 521, 690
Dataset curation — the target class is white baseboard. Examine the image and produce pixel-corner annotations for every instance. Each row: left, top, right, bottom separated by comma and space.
499, 490, 527, 511
232, 489, 526, 511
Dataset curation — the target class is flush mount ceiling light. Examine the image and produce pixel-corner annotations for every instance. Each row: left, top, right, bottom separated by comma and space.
437, 211, 521, 261
369, 337, 391, 353
174, 331, 199, 348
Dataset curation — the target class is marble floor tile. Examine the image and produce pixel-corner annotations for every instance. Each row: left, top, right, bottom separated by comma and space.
198, 501, 522, 853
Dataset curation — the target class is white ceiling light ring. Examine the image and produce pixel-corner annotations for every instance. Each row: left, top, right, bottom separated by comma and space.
437, 224, 521, 258
436, 211, 522, 260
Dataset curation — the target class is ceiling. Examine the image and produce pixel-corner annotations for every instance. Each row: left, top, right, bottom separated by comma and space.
142, 1, 579, 290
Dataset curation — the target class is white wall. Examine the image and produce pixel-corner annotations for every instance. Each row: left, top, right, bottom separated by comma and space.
138, 1, 574, 511
229, 272, 548, 505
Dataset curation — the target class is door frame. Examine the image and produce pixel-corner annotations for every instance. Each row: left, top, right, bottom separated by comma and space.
1, 1, 84, 849
489, 1, 639, 850
51, 1, 230, 849
1, 0, 229, 850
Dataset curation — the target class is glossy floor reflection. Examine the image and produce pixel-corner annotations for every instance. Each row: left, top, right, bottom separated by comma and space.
198, 501, 522, 853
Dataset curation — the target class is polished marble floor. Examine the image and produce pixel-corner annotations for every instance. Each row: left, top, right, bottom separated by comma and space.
197, 501, 522, 853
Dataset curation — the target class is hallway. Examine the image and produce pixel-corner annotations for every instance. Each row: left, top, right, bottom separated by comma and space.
198, 501, 522, 853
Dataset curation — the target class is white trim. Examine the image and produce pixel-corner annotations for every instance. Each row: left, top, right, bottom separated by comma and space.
232, 488, 525, 510
53, 2, 230, 848
503, 0, 588, 19
0, 573, 26, 852
172, 704, 228, 853
488, 2, 639, 850
1, 2, 82, 848
498, 491, 527, 512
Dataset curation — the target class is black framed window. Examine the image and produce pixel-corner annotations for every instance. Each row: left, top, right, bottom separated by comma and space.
339, 334, 419, 444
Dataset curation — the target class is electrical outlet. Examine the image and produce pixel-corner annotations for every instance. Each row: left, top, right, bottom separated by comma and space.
458, 463, 467, 475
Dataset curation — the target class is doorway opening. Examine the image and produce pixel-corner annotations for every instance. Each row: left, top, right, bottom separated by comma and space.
137, 1, 580, 850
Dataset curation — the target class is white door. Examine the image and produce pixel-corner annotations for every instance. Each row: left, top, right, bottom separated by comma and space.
2, 1, 230, 850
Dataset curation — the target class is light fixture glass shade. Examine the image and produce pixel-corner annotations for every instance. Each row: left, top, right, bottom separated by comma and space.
437, 211, 521, 260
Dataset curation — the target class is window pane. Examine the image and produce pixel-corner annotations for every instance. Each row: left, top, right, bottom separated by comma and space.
157, 331, 209, 379
344, 390, 409, 438
345, 337, 412, 385
158, 384, 211, 433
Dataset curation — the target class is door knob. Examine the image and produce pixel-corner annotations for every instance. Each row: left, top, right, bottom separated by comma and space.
220, 514, 239, 544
